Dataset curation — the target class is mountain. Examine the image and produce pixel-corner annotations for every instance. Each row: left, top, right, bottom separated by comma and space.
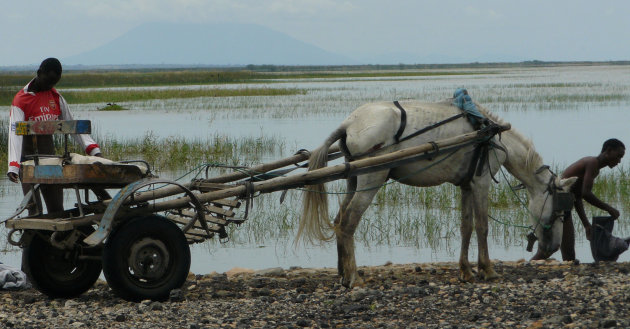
63, 22, 355, 66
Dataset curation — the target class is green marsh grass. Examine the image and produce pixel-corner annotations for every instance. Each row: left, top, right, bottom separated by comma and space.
2, 114, 629, 249
97, 103, 128, 111
0, 68, 487, 105
0, 117, 284, 173
100, 132, 285, 174
0, 70, 263, 89
56, 87, 305, 106
222, 163, 630, 250
4, 65, 630, 251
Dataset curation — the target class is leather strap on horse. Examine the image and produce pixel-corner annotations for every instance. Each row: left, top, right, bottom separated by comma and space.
392, 101, 466, 144
459, 139, 498, 186
242, 181, 255, 220
460, 143, 485, 187
393, 101, 407, 143
425, 141, 439, 161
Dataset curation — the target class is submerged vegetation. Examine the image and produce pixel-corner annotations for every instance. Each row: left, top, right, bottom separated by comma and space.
0, 69, 483, 105
97, 103, 128, 111
0, 86, 305, 106
2, 64, 630, 256
61, 87, 305, 105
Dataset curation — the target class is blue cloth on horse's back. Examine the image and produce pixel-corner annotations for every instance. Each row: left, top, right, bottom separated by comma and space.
452, 88, 485, 126
589, 216, 629, 262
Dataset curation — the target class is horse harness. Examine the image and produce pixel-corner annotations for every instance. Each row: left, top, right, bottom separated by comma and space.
392, 101, 504, 186
390, 102, 573, 251
525, 165, 575, 251
393, 101, 465, 144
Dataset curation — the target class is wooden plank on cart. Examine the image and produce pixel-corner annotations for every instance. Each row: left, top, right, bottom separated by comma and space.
21, 164, 144, 186
185, 234, 207, 243
5, 218, 75, 231
180, 210, 228, 225
15, 120, 91, 136
204, 205, 235, 218
179, 206, 234, 219
211, 198, 241, 208
166, 214, 222, 231
184, 228, 216, 237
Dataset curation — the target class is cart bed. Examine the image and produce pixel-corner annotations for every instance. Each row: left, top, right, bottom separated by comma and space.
20, 164, 146, 187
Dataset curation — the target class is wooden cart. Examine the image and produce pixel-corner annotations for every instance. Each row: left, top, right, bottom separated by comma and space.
3, 120, 508, 301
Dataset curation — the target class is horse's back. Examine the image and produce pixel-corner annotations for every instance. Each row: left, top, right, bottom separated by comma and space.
343, 99, 470, 156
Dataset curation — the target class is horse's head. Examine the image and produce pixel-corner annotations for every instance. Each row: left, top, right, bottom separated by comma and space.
527, 166, 578, 255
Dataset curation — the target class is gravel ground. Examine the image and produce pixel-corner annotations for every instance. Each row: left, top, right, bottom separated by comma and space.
1, 259, 630, 328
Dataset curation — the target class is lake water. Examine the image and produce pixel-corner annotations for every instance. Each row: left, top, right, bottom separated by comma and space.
2, 65, 630, 274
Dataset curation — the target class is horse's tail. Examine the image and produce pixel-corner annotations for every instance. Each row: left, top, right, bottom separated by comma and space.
297, 124, 347, 244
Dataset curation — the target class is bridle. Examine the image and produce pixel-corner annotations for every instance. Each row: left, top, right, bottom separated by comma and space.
525, 165, 575, 251
533, 165, 575, 230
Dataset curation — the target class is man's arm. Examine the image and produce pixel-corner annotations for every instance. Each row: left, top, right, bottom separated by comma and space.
59, 95, 101, 156
573, 197, 592, 240
7, 105, 25, 183
581, 158, 619, 219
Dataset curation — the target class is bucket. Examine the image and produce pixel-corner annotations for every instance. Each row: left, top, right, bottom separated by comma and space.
589, 216, 628, 262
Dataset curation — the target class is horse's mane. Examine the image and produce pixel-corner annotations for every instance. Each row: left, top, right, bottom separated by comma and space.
477, 103, 543, 172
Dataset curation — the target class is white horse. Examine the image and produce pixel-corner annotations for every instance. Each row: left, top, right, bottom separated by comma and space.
298, 99, 576, 287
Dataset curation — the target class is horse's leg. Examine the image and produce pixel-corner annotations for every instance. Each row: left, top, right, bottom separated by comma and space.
336, 170, 388, 288
334, 176, 357, 277
472, 181, 499, 280
459, 186, 475, 282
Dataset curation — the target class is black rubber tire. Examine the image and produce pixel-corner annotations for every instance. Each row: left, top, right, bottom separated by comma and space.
102, 215, 191, 302
22, 228, 102, 299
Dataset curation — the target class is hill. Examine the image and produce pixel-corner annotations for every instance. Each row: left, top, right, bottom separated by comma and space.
63, 22, 355, 66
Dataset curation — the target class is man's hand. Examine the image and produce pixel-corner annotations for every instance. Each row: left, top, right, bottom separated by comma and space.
608, 207, 620, 220
7, 172, 19, 183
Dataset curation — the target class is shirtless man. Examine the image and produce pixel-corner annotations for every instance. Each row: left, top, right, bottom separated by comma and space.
532, 138, 625, 261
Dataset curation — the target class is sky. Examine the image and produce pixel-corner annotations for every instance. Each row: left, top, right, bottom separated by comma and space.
1, 0, 629, 66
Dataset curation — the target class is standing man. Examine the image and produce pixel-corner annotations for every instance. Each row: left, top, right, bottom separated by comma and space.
532, 138, 625, 261
6, 58, 102, 214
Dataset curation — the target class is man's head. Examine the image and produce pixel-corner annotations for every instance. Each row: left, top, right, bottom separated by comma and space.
35, 57, 62, 91
601, 138, 625, 168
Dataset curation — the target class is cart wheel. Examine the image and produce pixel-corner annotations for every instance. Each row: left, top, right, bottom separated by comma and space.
102, 215, 191, 302
22, 228, 102, 299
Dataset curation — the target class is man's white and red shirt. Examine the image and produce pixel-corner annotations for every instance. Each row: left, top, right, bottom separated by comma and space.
7, 82, 101, 176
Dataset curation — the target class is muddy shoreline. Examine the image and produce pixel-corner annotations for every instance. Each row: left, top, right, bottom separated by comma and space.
1, 260, 629, 328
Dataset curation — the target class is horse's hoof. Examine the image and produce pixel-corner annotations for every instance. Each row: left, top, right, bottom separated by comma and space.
340, 276, 353, 288
353, 276, 365, 287
481, 271, 500, 281
340, 273, 363, 288
459, 271, 476, 283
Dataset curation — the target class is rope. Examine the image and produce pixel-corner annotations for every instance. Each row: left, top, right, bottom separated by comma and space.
141, 162, 248, 191
490, 148, 546, 231
488, 213, 532, 229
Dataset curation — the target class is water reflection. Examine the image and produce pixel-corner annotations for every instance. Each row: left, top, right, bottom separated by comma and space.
2, 65, 630, 273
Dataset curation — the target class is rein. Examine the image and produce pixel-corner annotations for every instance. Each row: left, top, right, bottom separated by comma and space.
492, 154, 574, 251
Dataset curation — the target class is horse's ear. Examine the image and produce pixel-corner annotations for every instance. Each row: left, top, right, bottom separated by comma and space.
558, 177, 578, 191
